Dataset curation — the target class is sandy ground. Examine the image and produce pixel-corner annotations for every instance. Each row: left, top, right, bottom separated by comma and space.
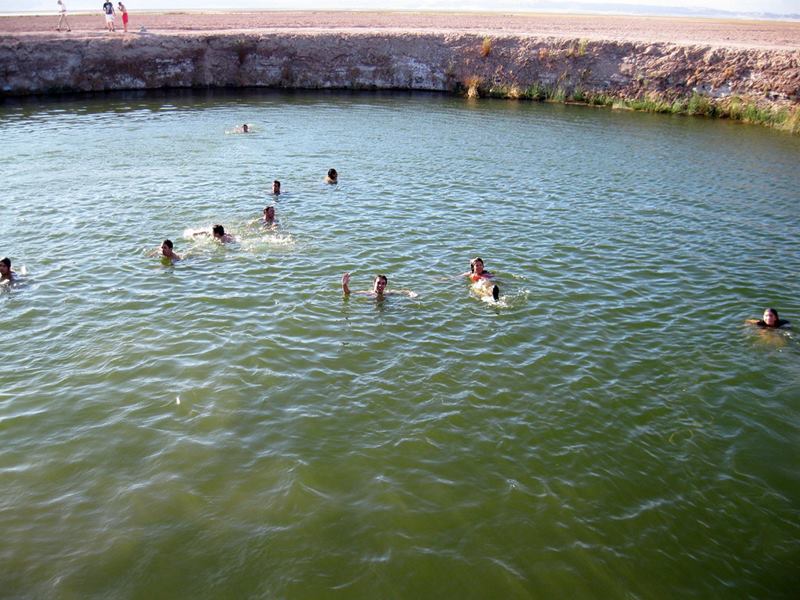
1, 11, 799, 50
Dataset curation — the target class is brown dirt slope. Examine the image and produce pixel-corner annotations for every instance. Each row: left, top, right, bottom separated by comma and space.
1, 11, 799, 50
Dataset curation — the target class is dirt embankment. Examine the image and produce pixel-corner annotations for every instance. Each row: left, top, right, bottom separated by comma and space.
3, 11, 800, 49
1, 12, 798, 129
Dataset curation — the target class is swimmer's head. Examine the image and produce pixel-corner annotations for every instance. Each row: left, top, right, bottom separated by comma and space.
242, 124, 249, 133
0, 257, 10, 279
327, 168, 338, 182
263, 206, 275, 219
161, 239, 174, 255
373, 274, 388, 295
212, 225, 225, 238
763, 308, 780, 327
272, 180, 281, 194
470, 257, 485, 274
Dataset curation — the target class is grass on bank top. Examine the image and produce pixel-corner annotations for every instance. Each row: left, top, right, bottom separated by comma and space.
467, 80, 798, 133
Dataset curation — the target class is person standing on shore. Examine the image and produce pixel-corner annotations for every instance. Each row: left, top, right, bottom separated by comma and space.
117, 2, 129, 33
102, 0, 116, 32
56, 0, 71, 32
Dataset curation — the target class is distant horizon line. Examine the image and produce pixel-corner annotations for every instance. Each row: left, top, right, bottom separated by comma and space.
2, 7, 799, 21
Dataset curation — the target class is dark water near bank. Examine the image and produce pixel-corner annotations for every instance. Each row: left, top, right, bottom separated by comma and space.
1, 90, 799, 598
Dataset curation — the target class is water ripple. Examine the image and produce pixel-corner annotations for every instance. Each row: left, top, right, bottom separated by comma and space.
0, 91, 798, 598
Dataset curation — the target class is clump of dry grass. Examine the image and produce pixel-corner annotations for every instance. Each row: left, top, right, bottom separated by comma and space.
481, 37, 492, 58
784, 106, 800, 134
464, 75, 482, 98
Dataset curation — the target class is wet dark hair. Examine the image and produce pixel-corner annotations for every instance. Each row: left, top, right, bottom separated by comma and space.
765, 308, 779, 320
327, 168, 338, 179
374, 274, 388, 286
1, 257, 10, 268
212, 225, 225, 236
470, 257, 484, 273
162, 239, 173, 249
273, 180, 280, 186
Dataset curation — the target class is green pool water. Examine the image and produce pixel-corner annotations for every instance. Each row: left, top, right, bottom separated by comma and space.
1, 89, 798, 598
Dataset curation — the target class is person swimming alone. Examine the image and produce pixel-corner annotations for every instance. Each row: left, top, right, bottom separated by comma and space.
272, 180, 281, 196
341, 272, 416, 299
746, 308, 790, 329
463, 256, 500, 302
0, 257, 16, 282
324, 168, 338, 185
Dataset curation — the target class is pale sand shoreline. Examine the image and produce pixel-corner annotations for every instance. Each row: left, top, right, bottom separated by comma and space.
2, 10, 800, 50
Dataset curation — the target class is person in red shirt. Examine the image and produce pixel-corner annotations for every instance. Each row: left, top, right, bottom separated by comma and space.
463, 257, 500, 302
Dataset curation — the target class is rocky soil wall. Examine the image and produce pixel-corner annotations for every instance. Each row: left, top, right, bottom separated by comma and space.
1, 31, 798, 120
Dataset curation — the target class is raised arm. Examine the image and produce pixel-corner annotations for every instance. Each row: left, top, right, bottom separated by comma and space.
342, 272, 351, 296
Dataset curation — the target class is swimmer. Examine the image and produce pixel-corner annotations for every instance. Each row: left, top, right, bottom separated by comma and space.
152, 239, 181, 264
341, 272, 416, 299
0, 257, 16, 282
746, 308, 790, 329
324, 168, 338, 185
240, 124, 249, 133
193, 224, 235, 243
462, 256, 500, 301
212, 224, 235, 243
262, 205, 277, 228
272, 180, 281, 196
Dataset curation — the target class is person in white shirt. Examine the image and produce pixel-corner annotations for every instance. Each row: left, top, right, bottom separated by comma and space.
57, 0, 71, 32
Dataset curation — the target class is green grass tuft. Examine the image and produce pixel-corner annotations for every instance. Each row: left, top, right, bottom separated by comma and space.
487, 85, 509, 99
625, 95, 672, 113
783, 107, 800, 134
549, 86, 566, 103
458, 82, 798, 134
687, 93, 712, 116
670, 99, 686, 114
525, 82, 547, 101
